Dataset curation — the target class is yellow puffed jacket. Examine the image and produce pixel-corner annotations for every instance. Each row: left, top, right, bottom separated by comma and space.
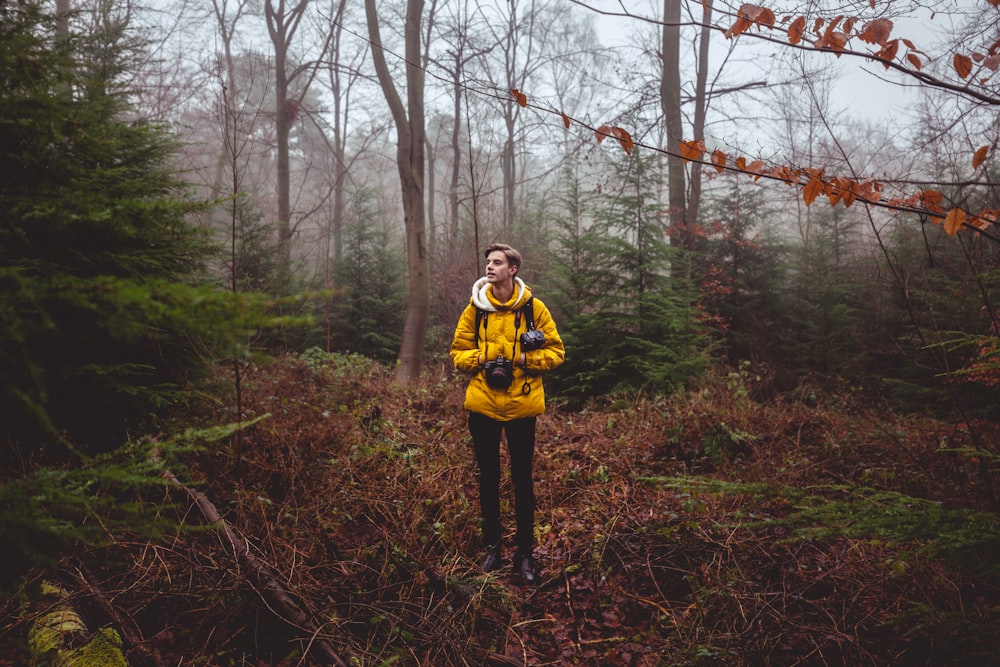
450, 277, 565, 421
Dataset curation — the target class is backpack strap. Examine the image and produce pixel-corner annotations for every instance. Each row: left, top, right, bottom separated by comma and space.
474, 308, 485, 347
473, 296, 533, 346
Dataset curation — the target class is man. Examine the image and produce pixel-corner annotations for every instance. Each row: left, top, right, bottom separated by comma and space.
450, 243, 565, 584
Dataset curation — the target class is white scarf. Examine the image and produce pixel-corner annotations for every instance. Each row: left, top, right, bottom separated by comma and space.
471, 276, 527, 312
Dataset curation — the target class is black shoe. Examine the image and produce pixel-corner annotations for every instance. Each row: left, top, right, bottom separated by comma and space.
513, 553, 537, 585
482, 548, 503, 573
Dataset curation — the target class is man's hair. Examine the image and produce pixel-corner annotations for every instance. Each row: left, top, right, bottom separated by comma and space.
484, 243, 522, 272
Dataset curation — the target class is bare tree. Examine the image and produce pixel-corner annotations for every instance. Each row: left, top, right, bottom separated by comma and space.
366, 0, 429, 385
265, 0, 334, 286
661, 0, 687, 247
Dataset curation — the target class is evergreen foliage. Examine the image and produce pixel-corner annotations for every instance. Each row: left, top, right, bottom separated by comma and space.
0, 1, 222, 452
550, 152, 709, 401
327, 191, 405, 361
696, 182, 786, 368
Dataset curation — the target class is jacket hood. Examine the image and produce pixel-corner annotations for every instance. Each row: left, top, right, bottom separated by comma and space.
471, 276, 530, 312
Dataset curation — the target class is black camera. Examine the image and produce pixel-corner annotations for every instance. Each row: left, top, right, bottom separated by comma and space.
484, 355, 514, 389
520, 329, 545, 351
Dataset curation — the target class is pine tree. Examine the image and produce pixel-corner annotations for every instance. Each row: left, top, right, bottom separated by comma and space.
552, 151, 709, 401
327, 189, 405, 362
0, 2, 210, 453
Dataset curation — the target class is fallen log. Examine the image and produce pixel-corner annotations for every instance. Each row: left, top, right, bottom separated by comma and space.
28, 581, 127, 667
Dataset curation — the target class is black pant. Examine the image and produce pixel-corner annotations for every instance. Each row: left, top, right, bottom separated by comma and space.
469, 412, 536, 556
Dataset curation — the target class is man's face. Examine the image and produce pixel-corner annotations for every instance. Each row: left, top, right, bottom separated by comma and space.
485, 250, 515, 284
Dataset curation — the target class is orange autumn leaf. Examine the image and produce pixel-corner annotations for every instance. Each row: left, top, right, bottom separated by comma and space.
595, 125, 613, 143
561, 112, 571, 129
511, 88, 527, 107
970, 210, 998, 229
680, 139, 707, 162
735, 156, 748, 170
611, 126, 635, 155
745, 159, 766, 179
726, 15, 753, 38
954, 54, 973, 78
906, 53, 923, 70
824, 31, 848, 52
788, 16, 807, 45
728, 3, 775, 37
971, 209, 1000, 229
943, 208, 967, 236
973, 145, 990, 169
711, 149, 727, 172
803, 177, 825, 206
874, 39, 899, 68
858, 18, 893, 45
922, 189, 945, 214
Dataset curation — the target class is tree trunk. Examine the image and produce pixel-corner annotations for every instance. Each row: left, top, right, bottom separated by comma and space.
688, 0, 713, 230
661, 0, 687, 248
366, 0, 429, 386
265, 0, 310, 289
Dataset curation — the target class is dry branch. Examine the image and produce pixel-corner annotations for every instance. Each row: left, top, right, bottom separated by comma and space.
160, 466, 348, 667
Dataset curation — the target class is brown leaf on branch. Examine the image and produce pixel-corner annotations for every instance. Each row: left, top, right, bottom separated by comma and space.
744, 159, 766, 180
611, 126, 634, 155
922, 189, 945, 214
511, 88, 527, 107
858, 18, 893, 45
788, 16, 806, 45
726, 4, 775, 38
595, 125, 612, 144
906, 53, 923, 70
874, 39, 899, 68
971, 209, 998, 229
680, 139, 707, 162
944, 208, 967, 236
973, 145, 990, 170
803, 177, 825, 206
562, 112, 571, 129
953, 54, 974, 78
712, 149, 727, 172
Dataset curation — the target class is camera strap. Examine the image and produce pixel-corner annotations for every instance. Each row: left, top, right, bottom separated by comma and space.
473, 296, 534, 346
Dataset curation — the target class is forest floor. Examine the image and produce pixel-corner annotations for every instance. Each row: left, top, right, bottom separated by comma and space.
3, 353, 999, 666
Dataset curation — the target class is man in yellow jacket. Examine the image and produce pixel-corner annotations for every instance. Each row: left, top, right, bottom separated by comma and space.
450, 243, 565, 584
